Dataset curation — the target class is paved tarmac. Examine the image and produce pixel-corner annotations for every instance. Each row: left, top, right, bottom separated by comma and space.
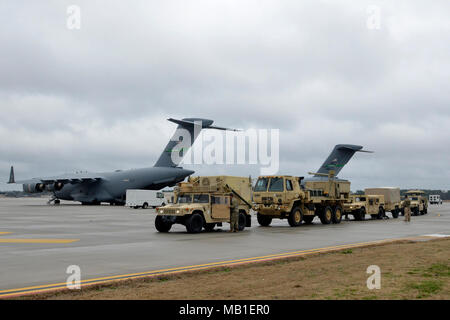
0, 197, 449, 291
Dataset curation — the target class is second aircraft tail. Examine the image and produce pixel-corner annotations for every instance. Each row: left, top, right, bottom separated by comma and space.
315, 144, 373, 177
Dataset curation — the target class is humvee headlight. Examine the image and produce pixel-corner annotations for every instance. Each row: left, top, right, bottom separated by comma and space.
176, 210, 180, 214
159, 210, 164, 214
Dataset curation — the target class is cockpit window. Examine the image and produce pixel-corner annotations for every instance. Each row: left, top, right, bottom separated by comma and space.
254, 178, 269, 192
268, 178, 284, 192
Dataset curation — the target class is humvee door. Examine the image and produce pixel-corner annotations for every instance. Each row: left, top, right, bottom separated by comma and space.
211, 195, 231, 219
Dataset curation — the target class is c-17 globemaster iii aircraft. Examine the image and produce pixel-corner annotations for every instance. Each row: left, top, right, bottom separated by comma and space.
8, 118, 236, 205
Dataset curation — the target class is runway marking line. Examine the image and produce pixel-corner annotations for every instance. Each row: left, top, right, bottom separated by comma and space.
0, 239, 79, 244
0, 232, 79, 244
1, 234, 447, 299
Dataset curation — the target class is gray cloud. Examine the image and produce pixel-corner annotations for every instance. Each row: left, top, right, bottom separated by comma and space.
1, 0, 449, 191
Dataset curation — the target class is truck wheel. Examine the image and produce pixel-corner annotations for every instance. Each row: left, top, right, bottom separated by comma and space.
413, 207, 419, 216
204, 223, 215, 232
423, 207, 428, 214
332, 206, 343, 224
392, 209, 399, 219
288, 207, 303, 227
400, 208, 404, 216
155, 216, 172, 232
377, 207, 385, 219
257, 213, 272, 227
319, 206, 333, 225
142, 202, 148, 209
303, 215, 314, 224
186, 213, 204, 233
238, 212, 247, 231
359, 207, 366, 220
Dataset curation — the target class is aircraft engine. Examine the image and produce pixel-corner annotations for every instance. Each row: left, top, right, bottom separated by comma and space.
23, 183, 46, 193
54, 182, 64, 191
45, 182, 64, 192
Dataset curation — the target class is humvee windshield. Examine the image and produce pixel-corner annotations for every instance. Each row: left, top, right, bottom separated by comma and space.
177, 194, 192, 203
177, 194, 209, 204
254, 178, 269, 192
411, 197, 418, 200
268, 178, 284, 192
356, 197, 366, 202
193, 194, 209, 203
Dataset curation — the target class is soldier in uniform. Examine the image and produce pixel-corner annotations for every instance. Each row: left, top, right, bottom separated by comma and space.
229, 193, 240, 232
402, 195, 411, 222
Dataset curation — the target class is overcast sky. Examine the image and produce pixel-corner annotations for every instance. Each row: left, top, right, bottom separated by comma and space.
1, 0, 449, 191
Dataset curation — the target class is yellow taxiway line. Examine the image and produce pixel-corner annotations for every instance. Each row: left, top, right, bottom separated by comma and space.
0, 232, 79, 244
1, 235, 445, 299
0, 239, 79, 244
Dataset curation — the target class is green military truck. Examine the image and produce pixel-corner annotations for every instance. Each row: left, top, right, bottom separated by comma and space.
252, 171, 350, 227
401, 190, 428, 216
155, 176, 252, 233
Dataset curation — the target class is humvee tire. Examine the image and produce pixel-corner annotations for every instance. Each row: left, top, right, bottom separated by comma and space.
377, 207, 385, 219
204, 223, 215, 232
320, 206, 333, 224
422, 207, 428, 215
186, 213, 204, 233
392, 209, 399, 219
332, 206, 343, 224
303, 215, 314, 224
257, 213, 272, 226
359, 207, 366, 221
413, 207, 419, 216
155, 215, 172, 232
288, 207, 303, 227
238, 212, 247, 231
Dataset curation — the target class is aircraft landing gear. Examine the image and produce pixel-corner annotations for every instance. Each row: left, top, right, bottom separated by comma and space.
47, 198, 61, 205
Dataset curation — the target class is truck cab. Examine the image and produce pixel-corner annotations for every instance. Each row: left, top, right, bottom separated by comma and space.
252, 173, 347, 227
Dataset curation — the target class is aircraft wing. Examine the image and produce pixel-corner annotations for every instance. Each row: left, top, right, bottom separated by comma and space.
9, 167, 105, 185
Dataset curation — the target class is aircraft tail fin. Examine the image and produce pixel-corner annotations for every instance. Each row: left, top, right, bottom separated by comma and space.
315, 144, 373, 177
8, 166, 15, 184
154, 118, 239, 168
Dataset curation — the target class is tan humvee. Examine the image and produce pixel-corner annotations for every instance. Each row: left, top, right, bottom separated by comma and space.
155, 176, 252, 233
252, 171, 350, 227
401, 190, 428, 216
344, 194, 386, 220
364, 187, 401, 218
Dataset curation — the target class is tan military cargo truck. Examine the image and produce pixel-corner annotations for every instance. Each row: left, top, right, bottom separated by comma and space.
155, 176, 252, 233
401, 190, 428, 216
343, 194, 386, 220
252, 171, 350, 227
364, 187, 401, 218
